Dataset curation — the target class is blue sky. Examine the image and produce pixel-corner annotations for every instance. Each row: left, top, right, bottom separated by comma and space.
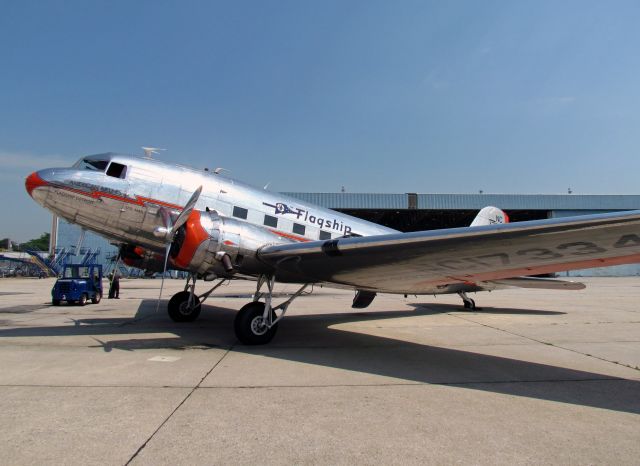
2, 1, 640, 241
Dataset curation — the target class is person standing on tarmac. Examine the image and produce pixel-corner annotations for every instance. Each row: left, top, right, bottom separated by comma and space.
108, 272, 114, 299
112, 272, 120, 299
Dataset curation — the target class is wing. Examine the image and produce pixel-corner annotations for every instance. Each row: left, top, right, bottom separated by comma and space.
258, 210, 640, 294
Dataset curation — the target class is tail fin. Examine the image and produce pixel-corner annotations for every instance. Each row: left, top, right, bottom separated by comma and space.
470, 206, 509, 227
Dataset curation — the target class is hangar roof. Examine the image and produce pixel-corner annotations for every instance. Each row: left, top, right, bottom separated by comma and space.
283, 193, 640, 211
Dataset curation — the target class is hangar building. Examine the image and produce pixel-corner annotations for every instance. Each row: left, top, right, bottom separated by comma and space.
52, 192, 640, 277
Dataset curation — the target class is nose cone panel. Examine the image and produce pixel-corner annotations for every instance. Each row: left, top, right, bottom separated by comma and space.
25, 171, 48, 197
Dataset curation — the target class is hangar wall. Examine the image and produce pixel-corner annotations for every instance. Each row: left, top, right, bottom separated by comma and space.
53, 218, 119, 272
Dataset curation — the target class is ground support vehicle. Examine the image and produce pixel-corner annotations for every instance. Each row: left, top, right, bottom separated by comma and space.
51, 264, 103, 306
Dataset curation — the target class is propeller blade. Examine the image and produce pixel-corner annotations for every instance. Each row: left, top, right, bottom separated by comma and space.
156, 244, 172, 313
170, 186, 202, 237
155, 185, 202, 312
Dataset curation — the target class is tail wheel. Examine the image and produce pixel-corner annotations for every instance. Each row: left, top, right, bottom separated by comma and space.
234, 301, 278, 345
168, 291, 201, 322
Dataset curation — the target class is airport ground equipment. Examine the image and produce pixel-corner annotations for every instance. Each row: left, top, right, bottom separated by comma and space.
51, 264, 103, 306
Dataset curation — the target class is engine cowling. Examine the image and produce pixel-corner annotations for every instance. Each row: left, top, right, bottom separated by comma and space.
169, 210, 294, 276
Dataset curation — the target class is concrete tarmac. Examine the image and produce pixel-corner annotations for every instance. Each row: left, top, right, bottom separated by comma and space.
0, 276, 638, 465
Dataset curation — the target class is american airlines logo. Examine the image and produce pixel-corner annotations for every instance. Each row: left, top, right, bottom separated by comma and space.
263, 202, 353, 235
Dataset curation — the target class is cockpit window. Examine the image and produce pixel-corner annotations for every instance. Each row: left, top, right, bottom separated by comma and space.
106, 162, 127, 179
74, 158, 109, 171
87, 160, 109, 171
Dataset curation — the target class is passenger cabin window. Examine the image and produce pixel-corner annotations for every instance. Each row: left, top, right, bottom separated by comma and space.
319, 230, 331, 240
263, 214, 278, 228
106, 162, 127, 179
233, 206, 248, 219
292, 223, 305, 235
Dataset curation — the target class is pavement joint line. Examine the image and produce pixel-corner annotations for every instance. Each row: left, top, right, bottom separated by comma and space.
450, 313, 640, 373
124, 344, 235, 465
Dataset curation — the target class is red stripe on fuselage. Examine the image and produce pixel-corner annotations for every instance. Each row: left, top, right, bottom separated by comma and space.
268, 229, 311, 242
56, 184, 316, 242
55, 185, 184, 210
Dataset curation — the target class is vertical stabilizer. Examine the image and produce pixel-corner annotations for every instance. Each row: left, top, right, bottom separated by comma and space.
470, 206, 509, 227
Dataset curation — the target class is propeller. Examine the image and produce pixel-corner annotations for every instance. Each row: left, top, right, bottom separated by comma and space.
154, 186, 202, 312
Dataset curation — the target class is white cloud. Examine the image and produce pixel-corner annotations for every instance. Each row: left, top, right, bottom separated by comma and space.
0, 150, 74, 171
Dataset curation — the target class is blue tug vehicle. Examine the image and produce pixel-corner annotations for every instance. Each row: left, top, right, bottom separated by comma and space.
51, 264, 103, 306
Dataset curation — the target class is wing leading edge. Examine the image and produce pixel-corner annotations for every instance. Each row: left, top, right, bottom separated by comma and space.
258, 210, 640, 294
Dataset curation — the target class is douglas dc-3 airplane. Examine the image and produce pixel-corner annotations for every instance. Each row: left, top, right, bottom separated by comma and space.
25, 151, 640, 344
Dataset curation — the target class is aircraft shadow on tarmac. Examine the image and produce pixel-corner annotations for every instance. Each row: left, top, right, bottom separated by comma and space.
0, 299, 638, 415
407, 303, 567, 316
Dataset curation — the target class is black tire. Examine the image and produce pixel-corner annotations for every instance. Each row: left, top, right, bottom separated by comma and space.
78, 294, 87, 306
91, 292, 101, 304
52, 299, 60, 306
463, 299, 476, 310
234, 301, 278, 345
168, 291, 201, 322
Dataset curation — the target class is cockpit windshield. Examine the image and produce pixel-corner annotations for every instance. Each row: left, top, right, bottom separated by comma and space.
73, 158, 109, 172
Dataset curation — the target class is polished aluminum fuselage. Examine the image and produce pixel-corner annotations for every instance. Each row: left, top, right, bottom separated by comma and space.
29, 153, 396, 256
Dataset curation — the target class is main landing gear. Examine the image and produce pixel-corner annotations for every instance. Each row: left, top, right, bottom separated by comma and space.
234, 276, 309, 345
166, 273, 309, 345
167, 274, 226, 322
458, 291, 477, 310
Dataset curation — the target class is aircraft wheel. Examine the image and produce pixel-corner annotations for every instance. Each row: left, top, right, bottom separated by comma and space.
52, 299, 60, 306
78, 294, 87, 306
234, 301, 278, 345
168, 291, 201, 322
92, 293, 101, 304
463, 298, 476, 310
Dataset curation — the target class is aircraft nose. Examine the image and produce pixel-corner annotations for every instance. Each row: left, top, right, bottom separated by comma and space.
25, 170, 49, 197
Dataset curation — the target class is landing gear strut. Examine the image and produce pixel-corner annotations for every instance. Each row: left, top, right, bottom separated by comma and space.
234, 275, 309, 345
167, 274, 226, 322
458, 291, 477, 310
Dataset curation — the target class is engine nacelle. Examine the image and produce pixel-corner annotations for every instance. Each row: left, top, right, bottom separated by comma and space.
121, 245, 166, 273
170, 210, 294, 276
